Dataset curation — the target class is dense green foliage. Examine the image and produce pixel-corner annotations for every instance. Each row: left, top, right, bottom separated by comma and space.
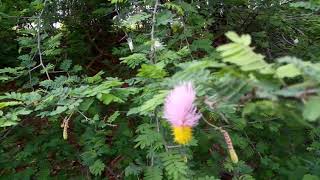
1, 0, 320, 179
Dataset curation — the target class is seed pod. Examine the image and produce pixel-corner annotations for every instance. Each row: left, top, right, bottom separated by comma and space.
220, 129, 238, 164
63, 125, 68, 140
229, 149, 238, 164
62, 119, 69, 140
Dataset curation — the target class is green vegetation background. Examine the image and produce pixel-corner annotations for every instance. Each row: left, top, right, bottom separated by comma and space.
0, 0, 320, 179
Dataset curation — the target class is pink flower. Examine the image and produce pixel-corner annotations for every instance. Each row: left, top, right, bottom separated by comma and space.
164, 82, 201, 127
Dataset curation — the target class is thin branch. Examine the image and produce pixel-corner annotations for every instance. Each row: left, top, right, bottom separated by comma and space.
151, 109, 160, 166
79, 110, 117, 127
294, 88, 319, 99
202, 116, 239, 163
61, 111, 74, 125
102, 114, 118, 127
154, 109, 160, 132
37, 16, 51, 80
281, 33, 295, 46
247, 117, 278, 124
27, 50, 38, 85
0, 127, 15, 141
166, 145, 181, 149
243, 131, 263, 159
149, 0, 159, 64
30, 64, 42, 71
28, 0, 50, 80
218, 112, 230, 124
114, 4, 130, 49
27, 65, 34, 91
77, 110, 90, 121
27, 0, 50, 87
0, 119, 28, 141
0, 15, 36, 19
61, 111, 74, 137
180, 18, 194, 60
202, 116, 222, 131
279, 0, 295, 5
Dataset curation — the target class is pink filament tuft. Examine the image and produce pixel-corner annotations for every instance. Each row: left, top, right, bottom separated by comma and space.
164, 82, 201, 127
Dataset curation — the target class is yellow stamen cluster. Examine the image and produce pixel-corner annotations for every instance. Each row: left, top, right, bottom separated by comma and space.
172, 126, 192, 145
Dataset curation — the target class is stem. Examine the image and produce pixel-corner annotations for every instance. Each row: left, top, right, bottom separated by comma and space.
167, 145, 181, 149
31, 0, 50, 80
202, 116, 222, 131
203, 116, 238, 163
37, 16, 51, 80
79, 110, 116, 127
115, 4, 130, 48
243, 131, 262, 159
77, 110, 90, 121
150, 0, 159, 64
154, 109, 160, 132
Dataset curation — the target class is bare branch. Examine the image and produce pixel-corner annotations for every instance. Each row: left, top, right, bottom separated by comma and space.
37, 16, 51, 80
149, 0, 159, 64
28, 0, 51, 80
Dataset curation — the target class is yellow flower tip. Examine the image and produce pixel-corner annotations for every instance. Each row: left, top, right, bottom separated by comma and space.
229, 149, 239, 164
172, 126, 192, 145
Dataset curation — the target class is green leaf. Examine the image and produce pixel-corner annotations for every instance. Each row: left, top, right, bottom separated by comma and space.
92, 7, 112, 16
158, 50, 181, 64
50, 106, 68, 116
161, 152, 188, 180
239, 174, 255, 180
85, 71, 104, 84
225, 31, 251, 46
0, 101, 23, 109
164, 2, 184, 15
302, 174, 320, 180
97, 93, 124, 105
137, 64, 167, 79
43, 33, 63, 56
191, 39, 213, 53
89, 159, 105, 176
303, 96, 320, 121
277, 56, 320, 82
125, 163, 142, 176
59, 59, 72, 71
0, 118, 18, 127
120, 53, 148, 69
144, 166, 163, 180
81, 151, 98, 165
82, 80, 123, 97
16, 108, 32, 115
121, 12, 151, 29
177, 46, 191, 58
217, 31, 272, 73
107, 111, 120, 123
134, 124, 164, 150
157, 11, 174, 26
128, 90, 168, 115
290, 2, 320, 10
109, 0, 127, 4
276, 64, 301, 78
196, 176, 220, 180
79, 98, 95, 111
